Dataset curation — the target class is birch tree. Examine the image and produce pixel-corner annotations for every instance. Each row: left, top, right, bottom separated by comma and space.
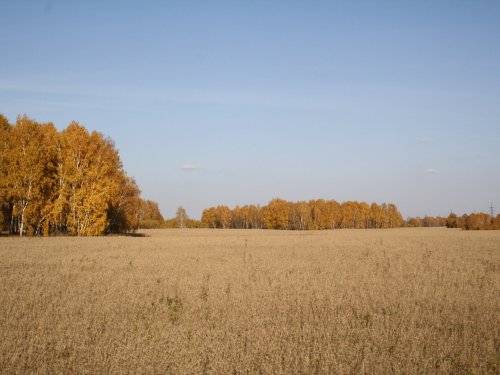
176, 206, 187, 228
4, 116, 57, 236
60, 123, 122, 235
107, 175, 141, 233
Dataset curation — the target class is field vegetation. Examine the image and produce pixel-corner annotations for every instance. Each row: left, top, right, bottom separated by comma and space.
1, 228, 498, 374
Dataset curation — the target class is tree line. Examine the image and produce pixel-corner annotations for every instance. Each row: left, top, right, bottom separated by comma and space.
404, 213, 500, 230
405, 216, 448, 227
200, 198, 404, 230
2, 114, 497, 235
0, 114, 163, 236
446, 212, 500, 230
174, 205, 500, 231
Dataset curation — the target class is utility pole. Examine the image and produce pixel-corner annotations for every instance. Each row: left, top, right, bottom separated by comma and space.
490, 202, 495, 217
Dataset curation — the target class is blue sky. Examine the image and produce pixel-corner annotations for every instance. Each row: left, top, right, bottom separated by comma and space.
1, 0, 499, 219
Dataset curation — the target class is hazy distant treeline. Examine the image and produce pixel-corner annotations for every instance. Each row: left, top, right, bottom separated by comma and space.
406, 216, 448, 228
0, 114, 163, 236
405, 213, 500, 230
446, 212, 500, 230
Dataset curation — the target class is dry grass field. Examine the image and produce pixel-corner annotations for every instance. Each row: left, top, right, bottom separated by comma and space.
0, 228, 499, 374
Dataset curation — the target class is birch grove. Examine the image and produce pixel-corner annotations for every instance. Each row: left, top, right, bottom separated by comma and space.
0, 114, 160, 236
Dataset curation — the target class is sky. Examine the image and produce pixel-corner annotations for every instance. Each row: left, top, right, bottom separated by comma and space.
1, 0, 499, 219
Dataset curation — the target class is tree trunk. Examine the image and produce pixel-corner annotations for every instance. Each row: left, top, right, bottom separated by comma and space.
19, 208, 25, 237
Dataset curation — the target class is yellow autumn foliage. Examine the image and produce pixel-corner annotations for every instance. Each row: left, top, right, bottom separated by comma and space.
0, 114, 160, 236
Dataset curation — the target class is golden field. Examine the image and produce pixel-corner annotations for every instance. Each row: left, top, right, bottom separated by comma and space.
0, 228, 499, 374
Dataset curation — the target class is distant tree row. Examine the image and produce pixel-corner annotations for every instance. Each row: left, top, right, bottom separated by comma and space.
160, 206, 201, 229
405, 216, 448, 228
136, 200, 165, 229
0, 114, 162, 236
201, 198, 404, 230
446, 212, 500, 230
163, 207, 500, 231
405, 212, 500, 230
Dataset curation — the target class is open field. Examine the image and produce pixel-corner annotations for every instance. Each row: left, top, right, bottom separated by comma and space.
0, 228, 499, 374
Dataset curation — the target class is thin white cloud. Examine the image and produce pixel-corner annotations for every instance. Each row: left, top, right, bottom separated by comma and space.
419, 137, 433, 143
424, 168, 438, 174
180, 164, 200, 171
